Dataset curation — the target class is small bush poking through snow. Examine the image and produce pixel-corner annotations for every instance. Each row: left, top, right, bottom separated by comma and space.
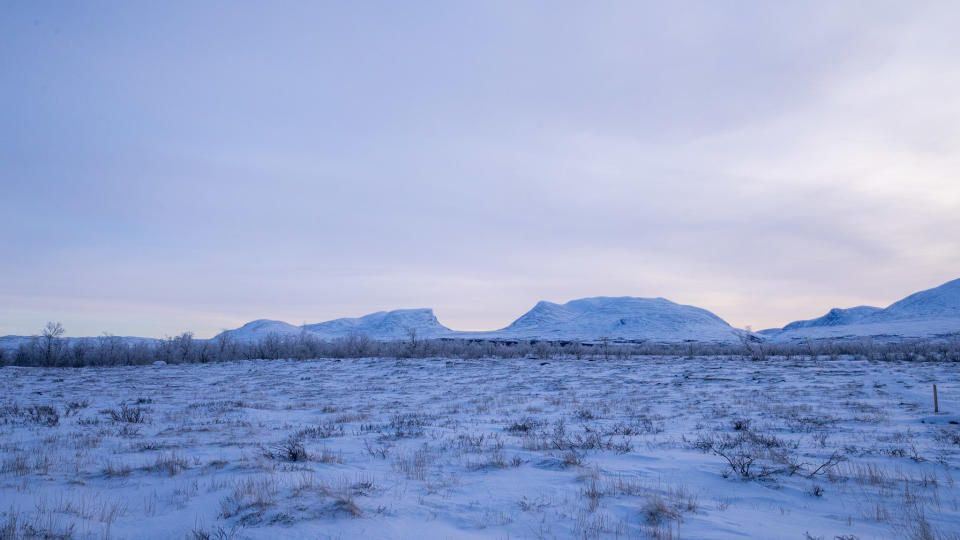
264, 437, 309, 462
108, 404, 146, 424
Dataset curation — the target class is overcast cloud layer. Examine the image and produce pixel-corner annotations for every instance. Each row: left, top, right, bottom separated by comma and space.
2, 1, 959, 338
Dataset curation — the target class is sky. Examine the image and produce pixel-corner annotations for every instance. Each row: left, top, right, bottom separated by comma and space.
2, 1, 959, 338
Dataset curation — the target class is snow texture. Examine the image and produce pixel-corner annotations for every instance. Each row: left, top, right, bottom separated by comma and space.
1, 356, 958, 539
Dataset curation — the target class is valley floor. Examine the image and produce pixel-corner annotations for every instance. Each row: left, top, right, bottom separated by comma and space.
1, 356, 959, 539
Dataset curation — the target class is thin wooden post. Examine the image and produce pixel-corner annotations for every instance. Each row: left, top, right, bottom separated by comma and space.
934, 384, 939, 413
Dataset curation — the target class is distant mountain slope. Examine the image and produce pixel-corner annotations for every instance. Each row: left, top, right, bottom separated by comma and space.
766, 278, 960, 342
781, 306, 885, 331
0, 335, 34, 350
214, 309, 455, 343
215, 319, 304, 343
0, 335, 160, 350
884, 278, 960, 319
303, 308, 454, 340
470, 296, 741, 343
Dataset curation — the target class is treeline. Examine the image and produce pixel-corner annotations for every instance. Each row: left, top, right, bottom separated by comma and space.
2, 322, 959, 367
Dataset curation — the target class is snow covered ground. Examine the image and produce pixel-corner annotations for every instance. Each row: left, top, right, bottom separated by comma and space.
2, 356, 959, 539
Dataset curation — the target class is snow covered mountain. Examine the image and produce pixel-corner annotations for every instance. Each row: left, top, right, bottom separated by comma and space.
0, 335, 34, 350
468, 296, 742, 343
884, 278, 960, 319
302, 309, 454, 340
212, 299, 740, 344
215, 309, 455, 343
215, 319, 305, 343
780, 306, 885, 331
0, 335, 160, 350
7, 279, 957, 348
764, 278, 960, 342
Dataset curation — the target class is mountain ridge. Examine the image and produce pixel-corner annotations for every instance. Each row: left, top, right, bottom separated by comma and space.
4, 278, 959, 347
764, 278, 960, 342
213, 297, 741, 344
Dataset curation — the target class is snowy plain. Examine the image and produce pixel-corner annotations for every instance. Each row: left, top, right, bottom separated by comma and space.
2, 356, 959, 539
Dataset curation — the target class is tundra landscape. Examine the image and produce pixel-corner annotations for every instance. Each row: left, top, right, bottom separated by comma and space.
4, 1, 960, 538
3, 350, 960, 539
2, 279, 960, 539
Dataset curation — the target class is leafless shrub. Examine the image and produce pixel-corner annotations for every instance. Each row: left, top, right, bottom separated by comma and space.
108, 404, 146, 424
63, 400, 89, 417
561, 450, 584, 467
387, 413, 429, 439
694, 432, 758, 478
693, 428, 807, 480
1, 455, 30, 476
362, 438, 391, 459
118, 424, 142, 438
0, 507, 75, 540
806, 451, 845, 478
349, 475, 377, 496
295, 422, 344, 439
187, 400, 244, 413
2, 405, 61, 427
574, 407, 596, 421
189, 524, 240, 540
263, 437, 308, 462
505, 416, 543, 434
644, 493, 681, 525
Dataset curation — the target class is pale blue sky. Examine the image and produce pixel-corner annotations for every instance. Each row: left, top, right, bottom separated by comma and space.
2, 1, 959, 337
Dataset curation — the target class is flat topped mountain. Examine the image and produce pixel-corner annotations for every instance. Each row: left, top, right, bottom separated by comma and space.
766, 278, 960, 341
475, 296, 741, 343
